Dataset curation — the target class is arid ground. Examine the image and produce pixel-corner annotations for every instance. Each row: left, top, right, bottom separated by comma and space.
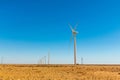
0, 64, 120, 80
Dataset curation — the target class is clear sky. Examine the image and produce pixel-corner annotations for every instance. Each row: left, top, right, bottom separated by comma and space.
0, 0, 120, 64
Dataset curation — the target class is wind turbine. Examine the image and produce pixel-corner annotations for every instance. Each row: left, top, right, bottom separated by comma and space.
69, 24, 78, 65
81, 57, 83, 64
48, 51, 50, 64
1, 57, 3, 64
44, 56, 46, 64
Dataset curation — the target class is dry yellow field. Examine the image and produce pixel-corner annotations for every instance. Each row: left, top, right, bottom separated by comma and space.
0, 64, 120, 80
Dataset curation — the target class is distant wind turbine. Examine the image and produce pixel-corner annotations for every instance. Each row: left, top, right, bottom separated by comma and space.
1, 57, 3, 64
81, 57, 83, 64
44, 56, 46, 64
48, 51, 50, 64
69, 24, 79, 65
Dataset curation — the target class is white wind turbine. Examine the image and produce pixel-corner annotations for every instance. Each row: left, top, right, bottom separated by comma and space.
69, 24, 78, 65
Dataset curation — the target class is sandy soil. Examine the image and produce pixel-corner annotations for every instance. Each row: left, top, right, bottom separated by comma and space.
0, 64, 120, 80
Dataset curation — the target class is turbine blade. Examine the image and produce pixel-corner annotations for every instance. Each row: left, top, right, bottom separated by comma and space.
74, 23, 78, 30
76, 31, 79, 34
68, 24, 73, 31
68, 35, 73, 55
70, 35, 73, 44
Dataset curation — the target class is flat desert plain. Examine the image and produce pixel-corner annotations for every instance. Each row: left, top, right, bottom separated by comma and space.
0, 64, 120, 80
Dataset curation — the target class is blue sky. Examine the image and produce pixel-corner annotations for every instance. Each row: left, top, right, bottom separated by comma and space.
0, 0, 120, 64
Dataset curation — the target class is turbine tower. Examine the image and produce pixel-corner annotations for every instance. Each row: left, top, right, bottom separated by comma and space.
69, 24, 78, 65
